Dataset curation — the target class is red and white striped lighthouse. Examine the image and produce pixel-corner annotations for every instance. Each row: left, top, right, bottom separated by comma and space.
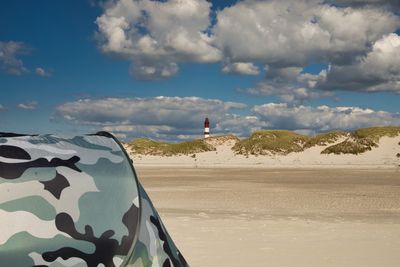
204, 118, 210, 138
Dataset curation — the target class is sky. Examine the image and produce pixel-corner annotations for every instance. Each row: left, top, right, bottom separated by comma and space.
1, 0, 400, 141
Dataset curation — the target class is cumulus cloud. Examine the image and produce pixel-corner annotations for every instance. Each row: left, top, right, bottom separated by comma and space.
318, 33, 400, 92
242, 32, 400, 100
55, 96, 400, 141
96, 0, 221, 80
215, 114, 267, 137
35, 67, 52, 77
216, 0, 400, 99
56, 96, 245, 126
327, 0, 400, 12
129, 61, 178, 80
56, 96, 247, 141
242, 67, 333, 103
94, 0, 400, 101
253, 103, 400, 132
0, 41, 29, 75
17, 101, 38, 110
222, 62, 259, 75
0, 104, 6, 111
213, 0, 399, 67
244, 82, 332, 104
102, 124, 177, 140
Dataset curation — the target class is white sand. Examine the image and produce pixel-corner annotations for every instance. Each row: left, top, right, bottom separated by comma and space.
136, 168, 400, 267
126, 136, 400, 265
126, 136, 400, 168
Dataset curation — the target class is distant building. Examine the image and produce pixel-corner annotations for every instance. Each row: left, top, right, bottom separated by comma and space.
204, 118, 210, 138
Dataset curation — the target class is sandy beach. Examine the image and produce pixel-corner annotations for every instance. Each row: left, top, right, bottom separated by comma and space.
128, 135, 400, 168
135, 167, 400, 267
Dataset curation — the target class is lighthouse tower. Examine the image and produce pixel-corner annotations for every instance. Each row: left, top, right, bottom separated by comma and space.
204, 118, 210, 138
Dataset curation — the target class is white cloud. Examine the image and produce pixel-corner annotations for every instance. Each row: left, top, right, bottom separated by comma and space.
240, 34, 400, 102
328, 0, 400, 12
242, 67, 333, 104
56, 96, 246, 126
253, 103, 400, 132
297, 68, 329, 88
55, 96, 400, 140
222, 62, 259, 75
35, 67, 52, 77
96, 0, 221, 80
243, 34, 400, 98
214, 0, 399, 66
216, 1, 400, 96
102, 124, 176, 140
318, 33, 400, 92
215, 114, 268, 137
56, 96, 247, 141
0, 104, 6, 111
17, 101, 38, 110
129, 61, 178, 80
244, 83, 332, 104
0, 41, 29, 75
94, 0, 400, 100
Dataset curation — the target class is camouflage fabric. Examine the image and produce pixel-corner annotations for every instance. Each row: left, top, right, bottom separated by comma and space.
0, 132, 188, 267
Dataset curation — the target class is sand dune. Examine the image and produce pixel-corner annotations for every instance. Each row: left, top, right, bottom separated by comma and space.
126, 135, 400, 168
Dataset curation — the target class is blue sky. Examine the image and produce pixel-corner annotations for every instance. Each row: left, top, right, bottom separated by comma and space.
1, 0, 400, 141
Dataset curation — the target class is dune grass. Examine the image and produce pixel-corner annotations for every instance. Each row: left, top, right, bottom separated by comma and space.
127, 138, 215, 156
204, 134, 240, 145
233, 127, 400, 156
353, 127, 400, 141
321, 139, 377, 155
322, 127, 400, 155
127, 127, 400, 156
232, 130, 309, 155
304, 131, 348, 148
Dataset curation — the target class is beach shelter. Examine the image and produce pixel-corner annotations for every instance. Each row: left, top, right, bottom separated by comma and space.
0, 132, 188, 267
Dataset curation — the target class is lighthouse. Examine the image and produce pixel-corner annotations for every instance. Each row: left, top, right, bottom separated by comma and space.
204, 118, 210, 138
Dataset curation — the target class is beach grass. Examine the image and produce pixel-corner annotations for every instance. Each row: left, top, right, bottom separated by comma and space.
353, 126, 400, 141
304, 131, 348, 148
232, 130, 309, 155
127, 126, 400, 156
322, 127, 400, 155
204, 134, 240, 145
127, 138, 215, 156
321, 139, 377, 155
232, 127, 400, 156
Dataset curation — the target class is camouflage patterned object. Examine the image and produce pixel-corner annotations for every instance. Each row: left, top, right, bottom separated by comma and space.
0, 132, 188, 267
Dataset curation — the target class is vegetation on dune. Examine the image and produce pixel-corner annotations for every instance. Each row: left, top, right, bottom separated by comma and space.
233, 127, 400, 156
304, 131, 348, 148
126, 138, 215, 156
204, 134, 240, 146
322, 127, 400, 155
352, 127, 400, 142
321, 138, 377, 155
127, 127, 400, 156
232, 130, 309, 155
